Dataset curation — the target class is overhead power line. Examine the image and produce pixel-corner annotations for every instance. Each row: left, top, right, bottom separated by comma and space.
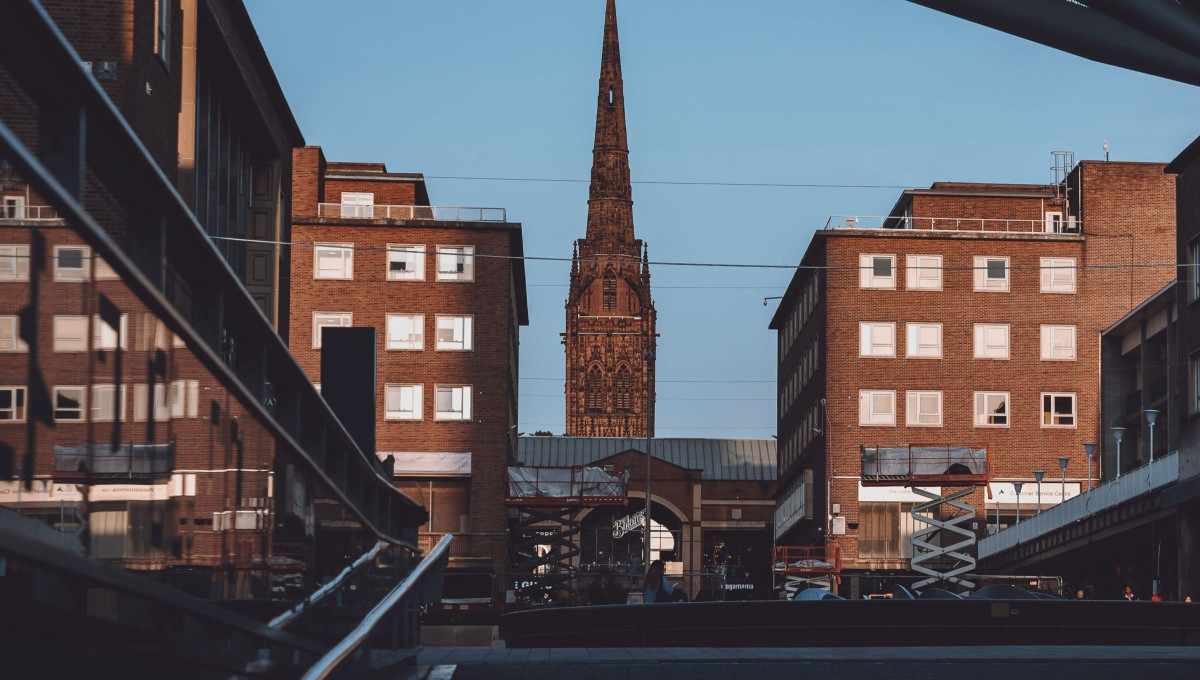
425, 175, 915, 190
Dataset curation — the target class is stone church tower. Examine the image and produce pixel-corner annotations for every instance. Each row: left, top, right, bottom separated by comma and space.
564, 0, 656, 437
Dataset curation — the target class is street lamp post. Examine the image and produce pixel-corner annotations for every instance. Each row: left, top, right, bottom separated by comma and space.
1013, 481, 1025, 525
1112, 427, 1126, 479
643, 342, 655, 574
1144, 410, 1160, 464
1082, 442, 1097, 492
1057, 456, 1070, 503
1033, 471, 1045, 514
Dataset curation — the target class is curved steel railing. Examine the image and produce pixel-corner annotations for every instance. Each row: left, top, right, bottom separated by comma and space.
269, 540, 388, 629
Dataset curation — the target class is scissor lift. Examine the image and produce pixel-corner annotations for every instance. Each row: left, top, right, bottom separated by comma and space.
505, 466, 628, 604
772, 545, 841, 599
861, 444, 990, 592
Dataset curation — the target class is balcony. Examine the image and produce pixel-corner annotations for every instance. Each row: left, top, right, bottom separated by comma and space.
824, 214, 1081, 234
316, 203, 507, 222
0, 204, 59, 220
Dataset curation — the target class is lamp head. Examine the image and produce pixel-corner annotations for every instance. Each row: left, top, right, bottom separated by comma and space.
1083, 442, 1097, 458
1144, 409, 1160, 426
1013, 481, 1025, 493
1033, 470, 1045, 483
1111, 426, 1126, 443
1057, 456, 1071, 472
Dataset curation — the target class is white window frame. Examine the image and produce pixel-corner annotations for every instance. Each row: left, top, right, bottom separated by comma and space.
0, 315, 26, 352
1042, 392, 1077, 428
905, 391, 943, 427
2, 196, 26, 220
386, 244, 425, 281
858, 322, 895, 358
170, 380, 187, 419
436, 245, 475, 282
53, 315, 89, 352
93, 313, 128, 351
385, 384, 423, 421
1040, 257, 1076, 293
133, 383, 169, 422
340, 192, 375, 218
858, 390, 896, 426
905, 322, 942, 359
973, 323, 1010, 360
435, 385, 473, 421
0, 386, 27, 423
1040, 325, 1077, 361
973, 256, 1009, 292
54, 245, 90, 282
313, 243, 354, 280
436, 315, 474, 351
859, 254, 895, 289
386, 314, 425, 350
53, 386, 86, 422
1044, 211, 1064, 233
974, 391, 1010, 428
93, 254, 120, 281
905, 254, 942, 290
0, 245, 30, 281
312, 312, 352, 349
91, 384, 127, 422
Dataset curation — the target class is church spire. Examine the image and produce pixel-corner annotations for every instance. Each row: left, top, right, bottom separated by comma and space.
586, 0, 635, 247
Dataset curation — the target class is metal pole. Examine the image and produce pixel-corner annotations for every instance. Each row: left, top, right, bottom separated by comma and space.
1014, 481, 1024, 525
643, 343, 653, 575
1057, 457, 1070, 503
1033, 470, 1045, 515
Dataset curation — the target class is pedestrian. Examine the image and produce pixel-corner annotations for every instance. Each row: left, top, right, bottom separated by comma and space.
643, 559, 674, 603
1185, 596, 1192, 603
1075, 589, 1087, 600
1123, 586, 1136, 601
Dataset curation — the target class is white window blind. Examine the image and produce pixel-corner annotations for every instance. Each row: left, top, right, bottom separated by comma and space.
314, 244, 353, 279
53, 316, 88, 352
906, 323, 941, 358
436, 315, 473, 351
312, 312, 352, 349
0, 245, 30, 281
435, 385, 472, 421
385, 384, 422, 420
1040, 325, 1076, 360
437, 246, 475, 281
859, 390, 895, 426
0, 316, 25, 352
974, 324, 1009, 359
386, 314, 424, 350
859, 322, 895, 357
387, 244, 425, 280
905, 255, 941, 290
1040, 257, 1076, 293
859, 254, 895, 289
973, 256, 1009, 291
906, 391, 942, 426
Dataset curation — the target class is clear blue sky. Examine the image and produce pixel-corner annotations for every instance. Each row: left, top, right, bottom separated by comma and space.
246, 0, 1200, 439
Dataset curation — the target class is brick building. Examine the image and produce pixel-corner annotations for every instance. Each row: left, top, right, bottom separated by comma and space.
770, 159, 1176, 593
288, 146, 528, 591
564, 0, 656, 438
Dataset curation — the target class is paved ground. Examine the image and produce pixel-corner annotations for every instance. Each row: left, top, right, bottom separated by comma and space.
404, 646, 1200, 679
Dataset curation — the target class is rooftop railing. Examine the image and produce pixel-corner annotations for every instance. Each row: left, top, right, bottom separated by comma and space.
316, 203, 507, 222
0, 204, 59, 220
825, 214, 1082, 234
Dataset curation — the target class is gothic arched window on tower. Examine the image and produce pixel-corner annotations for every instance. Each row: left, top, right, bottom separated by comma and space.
602, 270, 617, 310
585, 365, 604, 412
615, 365, 633, 412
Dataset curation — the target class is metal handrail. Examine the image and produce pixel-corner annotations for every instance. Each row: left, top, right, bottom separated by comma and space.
0, 204, 59, 220
825, 214, 1082, 234
316, 203, 507, 222
269, 540, 387, 629
301, 534, 453, 680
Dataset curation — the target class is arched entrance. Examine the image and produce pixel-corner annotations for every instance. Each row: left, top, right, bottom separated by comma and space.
578, 498, 684, 574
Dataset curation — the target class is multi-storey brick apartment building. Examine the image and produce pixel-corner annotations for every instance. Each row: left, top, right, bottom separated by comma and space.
771, 159, 1176, 595
289, 146, 528, 593
0, 0, 371, 599
564, 0, 656, 438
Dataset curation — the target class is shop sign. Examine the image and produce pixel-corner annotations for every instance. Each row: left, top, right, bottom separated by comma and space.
988, 482, 1080, 508
857, 483, 941, 503
723, 583, 754, 591
612, 509, 646, 538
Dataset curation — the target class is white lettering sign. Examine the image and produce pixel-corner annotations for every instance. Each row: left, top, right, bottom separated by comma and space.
989, 482, 1080, 508
612, 509, 646, 538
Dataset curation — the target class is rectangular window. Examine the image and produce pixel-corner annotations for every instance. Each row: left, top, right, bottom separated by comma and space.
340, 192, 375, 218
1190, 240, 1200, 304
386, 314, 424, 350
154, 0, 171, 65
2, 196, 25, 219
385, 384, 422, 420
54, 386, 86, 422
1192, 353, 1200, 415
387, 244, 425, 281
94, 254, 120, 281
91, 384, 126, 422
974, 392, 1009, 427
905, 391, 942, 427
858, 322, 895, 358
54, 316, 88, 352
1044, 211, 1064, 233
93, 313, 128, 351
0, 386, 27, 422
186, 380, 199, 418
1040, 325, 1077, 361
973, 323, 1010, 360
170, 380, 186, 419
437, 246, 475, 282
314, 243, 353, 279
435, 385, 472, 421
54, 245, 90, 281
133, 384, 169, 422
905, 323, 942, 359
905, 255, 942, 290
1042, 393, 1076, 427
0, 245, 30, 281
436, 315, 473, 351
0, 316, 26, 352
312, 312, 352, 349
858, 390, 896, 426
973, 256, 1009, 292
859, 254, 895, 289
1040, 257, 1076, 293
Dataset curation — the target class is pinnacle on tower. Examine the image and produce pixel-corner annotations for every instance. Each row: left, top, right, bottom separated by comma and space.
586, 0, 635, 247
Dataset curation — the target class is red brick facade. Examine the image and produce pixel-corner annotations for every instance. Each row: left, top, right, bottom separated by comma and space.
564, 0, 655, 438
773, 162, 1177, 579
289, 147, 528, 578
